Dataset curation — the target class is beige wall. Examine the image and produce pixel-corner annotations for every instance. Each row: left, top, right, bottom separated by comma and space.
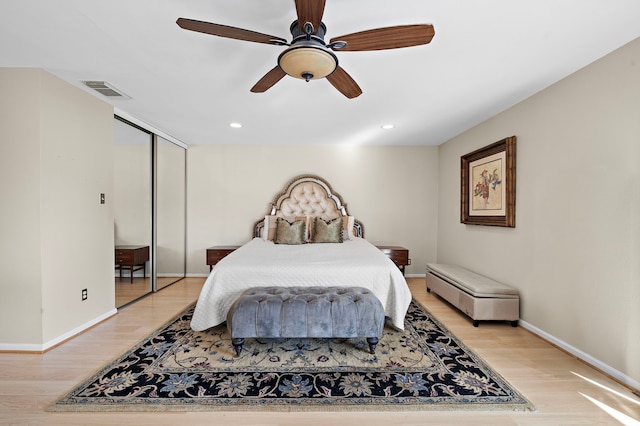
187, 145, 439, 276
0, 69, 115, 347
437, 38, 640, 385
0, 69, 45, 344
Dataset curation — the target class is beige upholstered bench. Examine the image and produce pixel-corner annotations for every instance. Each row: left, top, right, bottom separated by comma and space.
426, 263, 520, 327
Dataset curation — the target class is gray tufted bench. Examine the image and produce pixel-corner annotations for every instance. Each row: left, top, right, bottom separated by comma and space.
226, 286, 385, 356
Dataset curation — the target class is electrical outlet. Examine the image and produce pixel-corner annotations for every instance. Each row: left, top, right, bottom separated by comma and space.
82, 288, 88, 301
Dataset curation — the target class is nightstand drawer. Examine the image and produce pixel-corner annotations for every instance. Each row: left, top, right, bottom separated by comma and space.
115, 250, 133, 264
387, 251, 409, 265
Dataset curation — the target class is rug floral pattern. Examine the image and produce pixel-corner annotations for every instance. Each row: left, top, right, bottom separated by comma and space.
49, 301, 533, 411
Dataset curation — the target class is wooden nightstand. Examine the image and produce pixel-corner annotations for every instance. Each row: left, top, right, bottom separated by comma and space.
377, 246, 410, 275
206, 245, 240, 271
115, 245, 150, 283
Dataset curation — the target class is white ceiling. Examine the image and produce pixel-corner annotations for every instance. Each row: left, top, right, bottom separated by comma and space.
2, 0, 640, 146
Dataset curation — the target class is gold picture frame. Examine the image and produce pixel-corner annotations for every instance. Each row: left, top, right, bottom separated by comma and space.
461, 136, 516, 227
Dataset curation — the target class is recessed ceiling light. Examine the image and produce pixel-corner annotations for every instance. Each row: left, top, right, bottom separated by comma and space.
229, 122, 242, 128
381, 124, 395, 130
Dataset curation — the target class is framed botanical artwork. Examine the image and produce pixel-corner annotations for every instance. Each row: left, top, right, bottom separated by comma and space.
461, 136, 516, 227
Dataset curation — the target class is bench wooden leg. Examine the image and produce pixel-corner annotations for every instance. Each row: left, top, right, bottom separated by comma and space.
232, 338, 244, 356
473, 320, 480, 327
366, 337, 379, 354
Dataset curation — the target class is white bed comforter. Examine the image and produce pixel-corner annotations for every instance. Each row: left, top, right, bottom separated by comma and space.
190, 238, 412, 331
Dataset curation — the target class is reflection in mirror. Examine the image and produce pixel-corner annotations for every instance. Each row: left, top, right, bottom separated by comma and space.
114, 118, 152, 307
155, 136, 186, 290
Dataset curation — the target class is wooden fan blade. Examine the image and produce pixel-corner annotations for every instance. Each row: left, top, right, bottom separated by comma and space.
330, 24, 435, 51
250, 66, 287, 93
177, 18, 287, 45
326, 66, 362, 99
294, 0, 326, 34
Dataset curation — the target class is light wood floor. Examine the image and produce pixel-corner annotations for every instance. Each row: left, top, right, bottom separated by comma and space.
114, 277, 151, 307
115, 276, 185, 308
1, 277, 638, 425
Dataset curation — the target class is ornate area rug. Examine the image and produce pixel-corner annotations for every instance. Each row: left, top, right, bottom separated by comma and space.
49, 301, 533, 412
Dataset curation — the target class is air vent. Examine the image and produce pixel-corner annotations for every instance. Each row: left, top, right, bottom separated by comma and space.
82, 81, 130, 99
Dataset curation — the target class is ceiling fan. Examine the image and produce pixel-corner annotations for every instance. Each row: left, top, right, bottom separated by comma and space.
176, 0, 435, 98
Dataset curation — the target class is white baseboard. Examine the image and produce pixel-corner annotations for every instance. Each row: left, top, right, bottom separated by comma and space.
518, 319, 639, 391
0, 308, 118, 353
0, 342, 44, 352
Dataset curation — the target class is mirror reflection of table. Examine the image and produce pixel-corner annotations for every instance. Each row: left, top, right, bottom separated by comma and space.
115, 245, 150, 283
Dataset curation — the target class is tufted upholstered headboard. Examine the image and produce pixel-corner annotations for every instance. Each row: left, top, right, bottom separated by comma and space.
253, 174, 364, 238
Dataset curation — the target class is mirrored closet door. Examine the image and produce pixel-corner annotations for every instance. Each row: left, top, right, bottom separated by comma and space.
114, 118, 153, 307
114, 117, 186, 308
155, 136, 186, 290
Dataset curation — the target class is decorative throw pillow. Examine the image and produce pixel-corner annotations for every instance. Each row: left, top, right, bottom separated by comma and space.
311, 217, 343, 243
274, 217, 306, 245
264, 215, 308, 241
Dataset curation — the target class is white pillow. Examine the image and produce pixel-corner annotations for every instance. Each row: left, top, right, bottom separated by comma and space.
343, 215, 356, 240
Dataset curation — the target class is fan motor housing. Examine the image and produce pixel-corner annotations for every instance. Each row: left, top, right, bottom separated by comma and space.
289, 20, 327, 41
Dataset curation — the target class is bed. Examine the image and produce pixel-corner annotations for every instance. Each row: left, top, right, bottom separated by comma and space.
190, 174, 412, 332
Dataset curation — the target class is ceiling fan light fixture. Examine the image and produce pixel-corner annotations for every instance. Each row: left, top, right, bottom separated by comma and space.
177, 9, 434, 98
277, 44, 337, 81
